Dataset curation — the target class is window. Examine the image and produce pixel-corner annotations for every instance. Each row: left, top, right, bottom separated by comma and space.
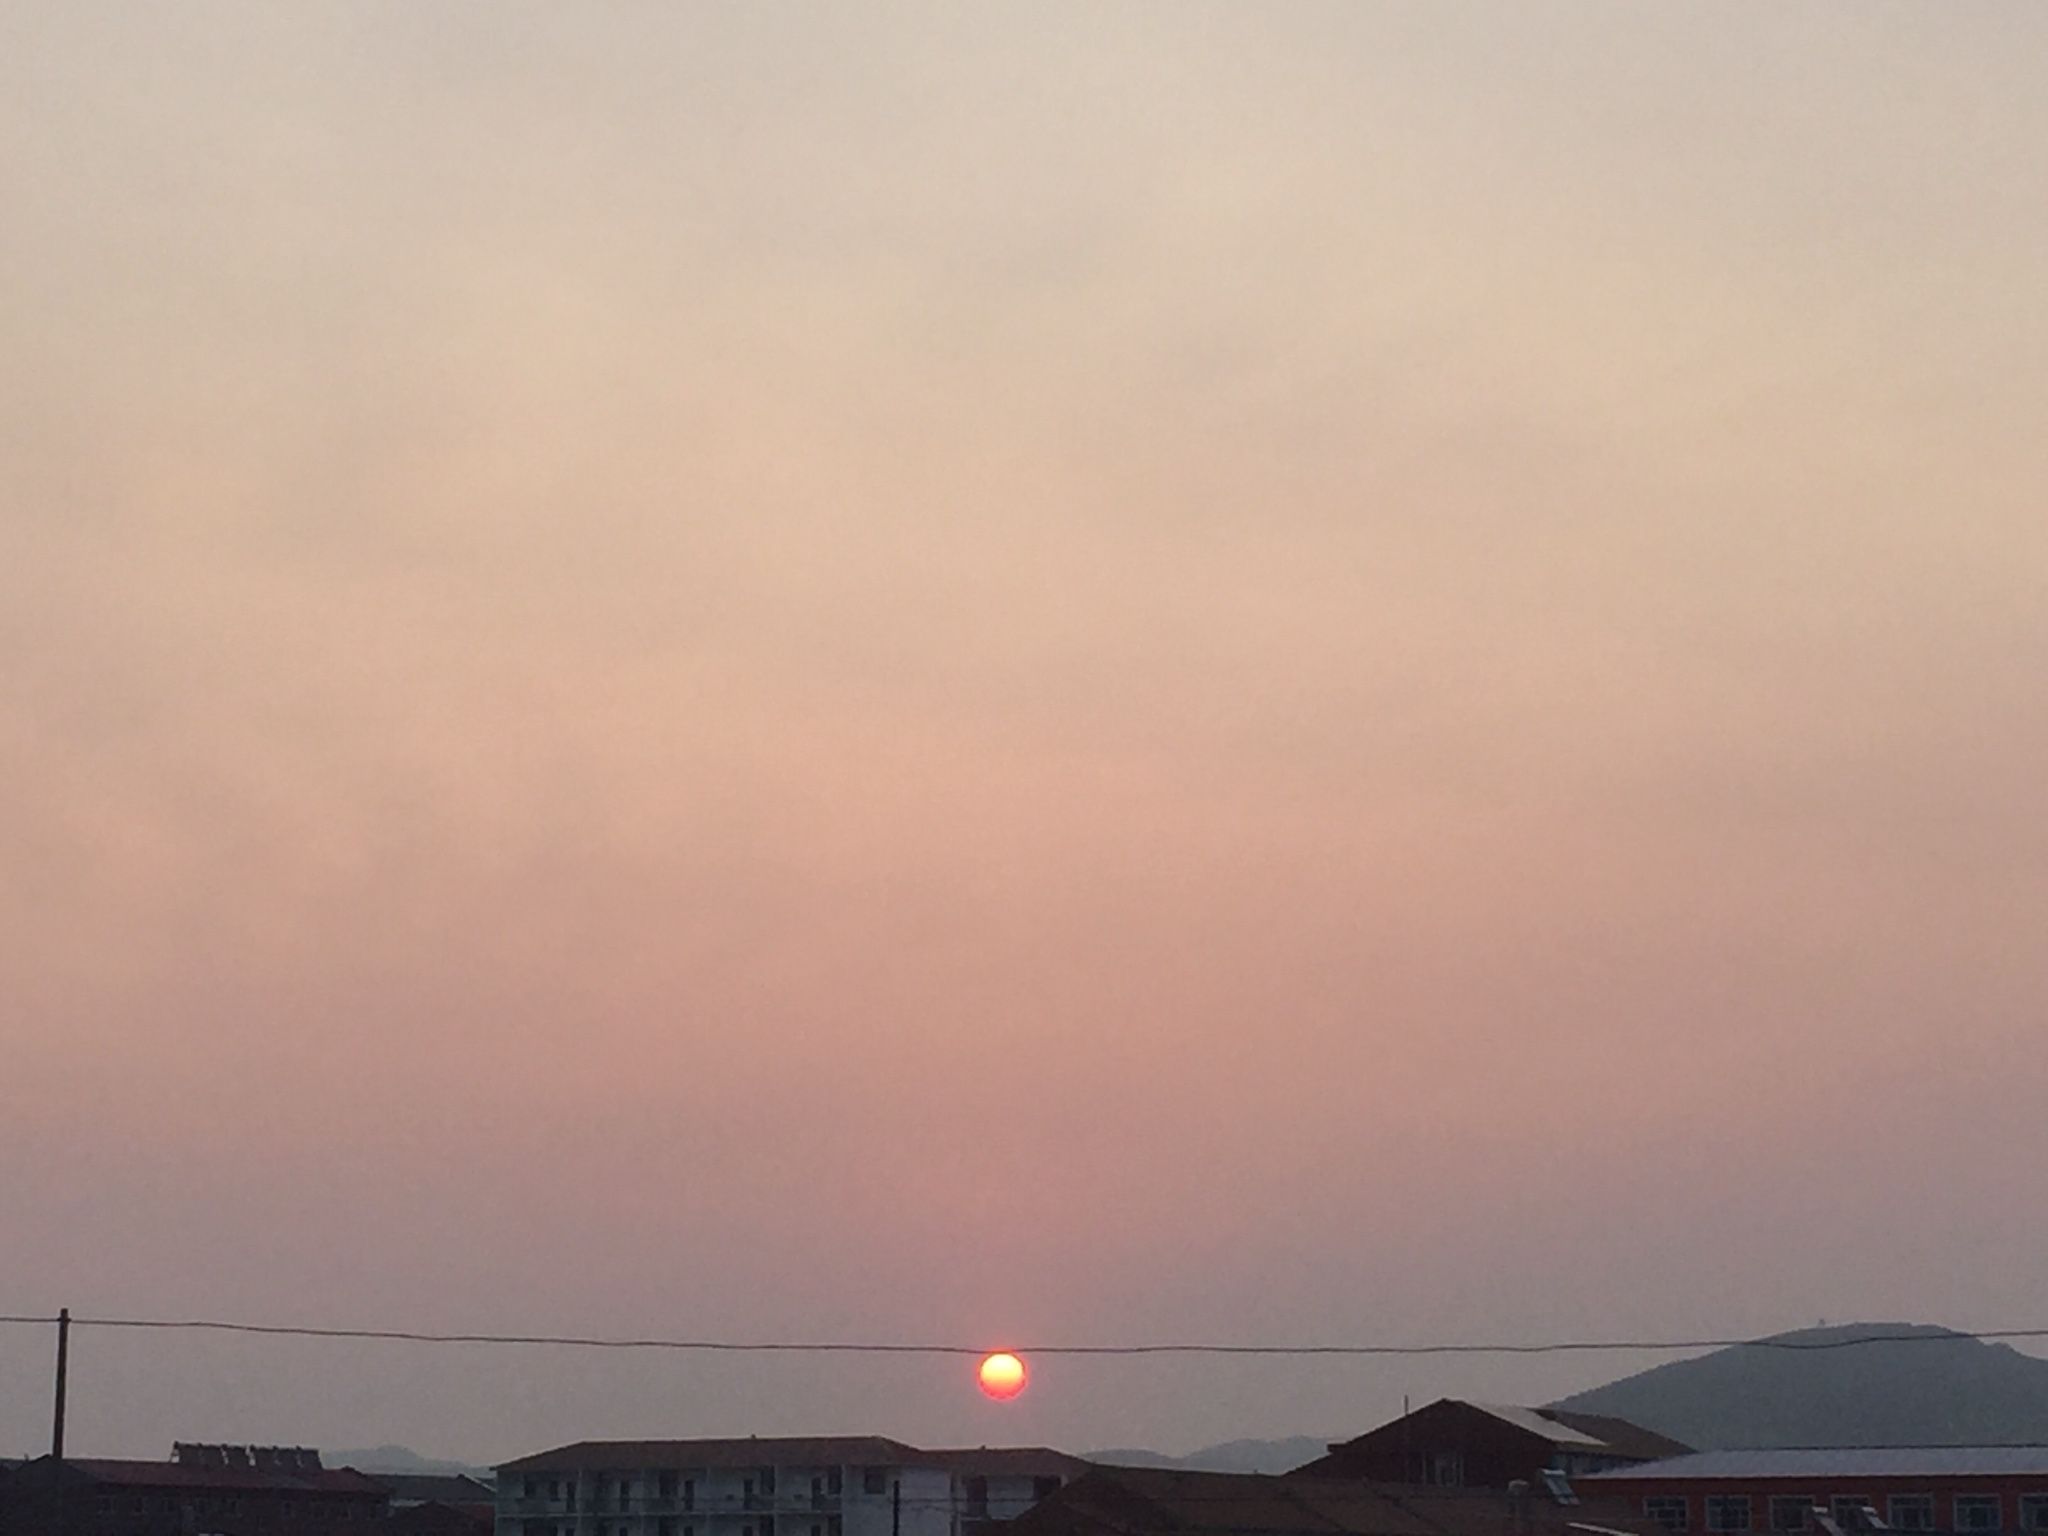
2019, 1497, 2048, 1533
1543, 1471, 1579, 1508
685, 1479, 697, 1511
1770, 1497, 1812, 1532
1957, 1497, 2003, 1532
1888, 1498, 1935, 1532
1833, 1497, 1873, 1529
966, 1477, 990, 1518
1707, 1496, 1753, 1532
1427, 1452, 1465, 1488
828, 1469, 843, 1496
864, 1470, 888, 1497
661, 1474, 679, 1501
660, 1523, 677, 1536
525, 1479, 539, 1500
1647, 1497, 1690, 1532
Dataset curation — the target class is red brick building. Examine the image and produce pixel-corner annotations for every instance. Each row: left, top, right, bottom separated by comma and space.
1584, 1448, 2048, 1536
0, 1444, 389, 1536
1013, 1464, 1665, 1536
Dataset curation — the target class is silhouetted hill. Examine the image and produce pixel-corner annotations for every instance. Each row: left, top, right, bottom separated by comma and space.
1553, 1323, 2048, 1450
1089, 1438, 1330, 1475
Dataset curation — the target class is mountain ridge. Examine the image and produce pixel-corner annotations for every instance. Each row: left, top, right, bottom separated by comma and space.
1552, 1322, 2048, 1451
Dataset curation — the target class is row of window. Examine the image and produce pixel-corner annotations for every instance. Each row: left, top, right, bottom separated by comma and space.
520, 1471, 895, 1507
1644, 1495, 2048, 1534
519, 1523, 837, 1536
89, 1493, 371, 1520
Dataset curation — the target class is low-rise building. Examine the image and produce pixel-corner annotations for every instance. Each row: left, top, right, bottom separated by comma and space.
1011, 1464, 1663, 1536
494, 1437, 1089, 1536
1294, 1401, 1693, 1490
1584, 1447, 2048, 1536
367, 1472, 498, 1534
0, 1443, 389, 1535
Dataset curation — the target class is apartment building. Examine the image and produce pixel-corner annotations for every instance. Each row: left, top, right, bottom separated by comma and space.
1585, 1448, 2048, 1535
495, 1436, 1088, 1536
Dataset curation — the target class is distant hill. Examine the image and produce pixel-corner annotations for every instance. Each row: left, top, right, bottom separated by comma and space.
1089, 1437, 1330, 1475
328, 1444, 494, 1480
1553, 1323, 2048, 1450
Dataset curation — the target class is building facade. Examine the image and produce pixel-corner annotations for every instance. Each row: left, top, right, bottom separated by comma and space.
494, 1437, 1087, 1536
1585, 1448, 2048, 1536
1013, 1464, 1664, 1536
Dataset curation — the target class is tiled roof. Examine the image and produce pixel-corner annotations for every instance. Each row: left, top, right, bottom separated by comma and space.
39, 1457, 386, 1494
1013, 1466, 1663, 1536
1305, 1401, 1691, 1475
364, 1471, 495, 1503
1536, 1413, 1694, 1463
1586, 1448, 2048, 1481
498, 1437, 931, 1474
919, 1449, 1094, 1478
1471, 1405, 1613, 1449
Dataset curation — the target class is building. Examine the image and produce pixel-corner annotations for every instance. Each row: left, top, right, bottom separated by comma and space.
1295, 1402, 1694, 1490
0, 1443, 389, 1535
1010, 1464, 1664, 1536
1584, 1447, 2048, 1536
367, 1472, 498, 1534
494, 1436, 1090, 1536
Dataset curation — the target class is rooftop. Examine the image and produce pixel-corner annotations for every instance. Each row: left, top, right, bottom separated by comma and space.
1014, 1465, 1660, 1536
499, 1436, 1081, 1475
1586, 1448, 2048, 1481
13, 1455, 386, 1495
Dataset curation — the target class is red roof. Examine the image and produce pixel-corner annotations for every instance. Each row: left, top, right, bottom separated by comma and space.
1014, 1466, 1665, 1536
26, 1457, 386, 1496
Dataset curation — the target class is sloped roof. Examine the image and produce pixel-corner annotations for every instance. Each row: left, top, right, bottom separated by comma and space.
920, 1448, 1095, 1478
1305, 1400, 1691, 1475
1012, 1466, 1663, 1536
1536, 1413, 1693, 1464
364, 1471, 495, 1503
1471, 1406, 1612, 1449
498, 1437, 932, 1474
25, 1456, 385, 1495
1585, 1447, 2048, 1481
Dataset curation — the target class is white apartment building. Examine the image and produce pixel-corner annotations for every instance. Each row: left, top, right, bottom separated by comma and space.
495, 1435, 1088, 1536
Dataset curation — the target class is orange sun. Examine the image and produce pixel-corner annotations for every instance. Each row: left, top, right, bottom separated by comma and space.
977, 1351, 1029, 1401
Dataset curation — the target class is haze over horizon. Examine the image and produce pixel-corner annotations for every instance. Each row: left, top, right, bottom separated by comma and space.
4, 2, 2046, 1463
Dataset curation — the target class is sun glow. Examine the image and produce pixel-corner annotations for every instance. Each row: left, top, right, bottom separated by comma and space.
977, 1351, 1028, 1401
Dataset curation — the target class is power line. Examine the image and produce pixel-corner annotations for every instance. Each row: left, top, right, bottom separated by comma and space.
2, 1315, 2046, 1358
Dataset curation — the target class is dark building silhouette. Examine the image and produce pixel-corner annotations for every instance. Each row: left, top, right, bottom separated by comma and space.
0, 1444, 388, 1536
1294, 1401, 1692, 1490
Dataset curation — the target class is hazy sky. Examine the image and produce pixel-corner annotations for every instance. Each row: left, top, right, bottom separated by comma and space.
4, 1, 2047, 1465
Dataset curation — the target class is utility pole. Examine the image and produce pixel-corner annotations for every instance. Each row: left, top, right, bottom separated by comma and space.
52, 1307, 72, 1536
52, 1307, 71, 1460
892, 1478, 901, 1536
